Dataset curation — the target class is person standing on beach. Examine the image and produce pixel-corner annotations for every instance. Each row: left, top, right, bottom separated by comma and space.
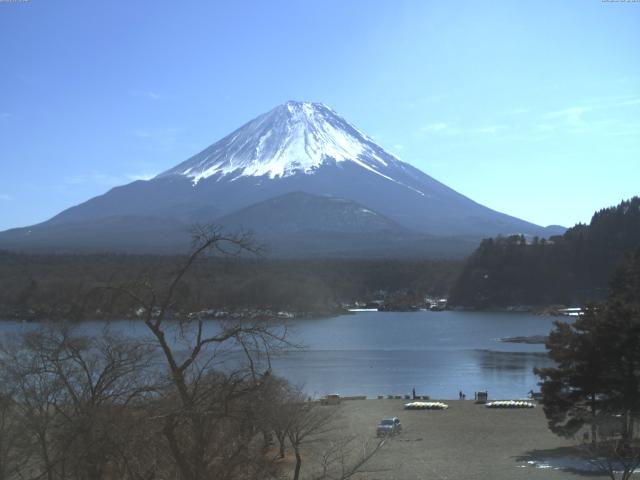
412, 388, 416, 399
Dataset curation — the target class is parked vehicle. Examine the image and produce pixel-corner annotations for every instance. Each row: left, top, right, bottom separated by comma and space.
320, 394, 341, 405
376, 417, 402, 437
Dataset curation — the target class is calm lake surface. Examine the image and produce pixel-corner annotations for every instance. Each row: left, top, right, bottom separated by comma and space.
0, 310, 559, 400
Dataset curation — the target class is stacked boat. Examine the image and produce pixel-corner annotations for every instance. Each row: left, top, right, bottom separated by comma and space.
404, 401, 449, 410
485, 400, 535, 409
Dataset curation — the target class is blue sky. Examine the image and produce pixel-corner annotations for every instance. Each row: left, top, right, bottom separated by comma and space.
0, 0, 638, 231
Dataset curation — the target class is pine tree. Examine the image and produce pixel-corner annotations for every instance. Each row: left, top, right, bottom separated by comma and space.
535, 247, 640, 447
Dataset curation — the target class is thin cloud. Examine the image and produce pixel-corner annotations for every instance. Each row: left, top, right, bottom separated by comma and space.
607, 97, 640, 108
543, 106, 591, 122
126, 173, 156, 181
419, 122, 504, 136
539, 96, 639, 137
474, 125, 507, 135
65, 170, 160, 187
132, 129, 154, 139
603, 122, 640, 138
420, 122, 449, 132
501, 107, 530, 116
540, 95, 640, 129
541, 106, 593, 133
129, 90, 161, 100
583, 94, 640, 109
65, 172, 124, 187
534, 124, 554, 133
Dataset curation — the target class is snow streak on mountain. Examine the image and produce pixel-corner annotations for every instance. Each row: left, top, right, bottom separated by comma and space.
159, 101, 420, 191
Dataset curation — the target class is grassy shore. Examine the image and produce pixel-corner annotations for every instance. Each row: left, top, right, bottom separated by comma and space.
300, 399, 599, 480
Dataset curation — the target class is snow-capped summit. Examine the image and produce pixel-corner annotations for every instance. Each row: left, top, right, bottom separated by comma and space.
159, 101, 406, 184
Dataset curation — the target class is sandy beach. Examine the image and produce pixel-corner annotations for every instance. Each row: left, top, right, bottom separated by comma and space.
298, 399, 598, 480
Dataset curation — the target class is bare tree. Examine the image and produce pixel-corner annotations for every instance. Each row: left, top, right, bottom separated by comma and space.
0, 325, 157, 480
1, 328, 67, 480
0, 225, 384, 480
110, 225, 290, 480
256, 377, 387, 480
0, 387, 29, 480
311, 435, 386, 480
257, 375, 297, 459
282, 394, 386, 480
285, 399, 335, 480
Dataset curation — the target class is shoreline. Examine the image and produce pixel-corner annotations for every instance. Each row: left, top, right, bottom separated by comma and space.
0, 305, 350, 323
0, 302, 580, 322
450, 304, 581, 316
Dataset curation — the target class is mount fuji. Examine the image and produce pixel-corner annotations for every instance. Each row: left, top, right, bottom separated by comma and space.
0, 101, 564, 257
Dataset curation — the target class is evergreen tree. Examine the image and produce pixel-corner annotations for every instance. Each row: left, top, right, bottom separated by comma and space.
535, 247, 640, 447
450, 197, 640, 308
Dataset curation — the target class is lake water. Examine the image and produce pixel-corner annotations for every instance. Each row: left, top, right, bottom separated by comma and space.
275, 310, 557, 400
0, 310, 560, 400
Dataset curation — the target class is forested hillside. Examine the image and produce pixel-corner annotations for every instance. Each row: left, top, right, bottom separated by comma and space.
0, 252, 460, 320
449, 197, 640, 308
